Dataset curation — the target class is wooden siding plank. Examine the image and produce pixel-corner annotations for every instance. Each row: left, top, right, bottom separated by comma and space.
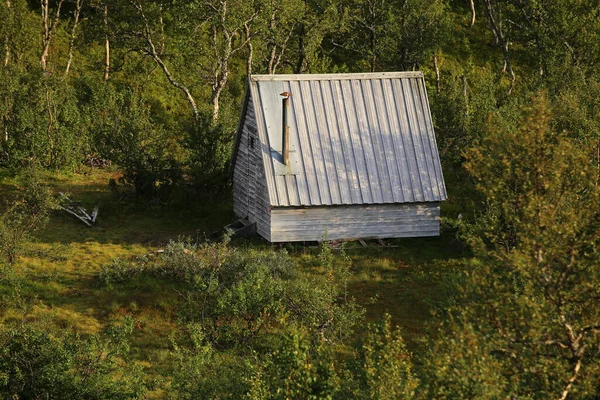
232, 99, 253, 219
270, 203, 440, 242
273, 231, 440, 242
270, 208, 438, 217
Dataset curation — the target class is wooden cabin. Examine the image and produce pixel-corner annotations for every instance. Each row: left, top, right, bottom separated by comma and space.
231, 72, 447, 242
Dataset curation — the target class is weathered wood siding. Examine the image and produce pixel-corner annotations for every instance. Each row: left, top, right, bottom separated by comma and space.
232, 97, 271, 241
270, 203, 440, 242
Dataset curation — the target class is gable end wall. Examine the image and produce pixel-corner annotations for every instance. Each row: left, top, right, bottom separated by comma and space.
232, 97, 271, 241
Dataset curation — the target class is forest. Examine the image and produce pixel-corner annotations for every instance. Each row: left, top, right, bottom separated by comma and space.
0, 0, 599, 398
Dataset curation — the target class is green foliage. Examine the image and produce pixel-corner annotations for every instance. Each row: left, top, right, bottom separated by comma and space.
0, 164, 56, 265
0, 317, 149, 399
246, 332, 340, 400
169, 323, 253, 400
340, 0, 449, 71
99, 239, 363, 346
4, 73, 84, 169
245, 315, 418, 400
185, 114, 232, 198
423, 93, 600, 398
359, 314, 418, 400
84, 80, 184, 198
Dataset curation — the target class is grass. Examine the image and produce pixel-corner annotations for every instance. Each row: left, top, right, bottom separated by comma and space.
0, 168, 471, 394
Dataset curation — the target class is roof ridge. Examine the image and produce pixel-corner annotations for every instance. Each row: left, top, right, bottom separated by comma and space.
250, 71, 423, 82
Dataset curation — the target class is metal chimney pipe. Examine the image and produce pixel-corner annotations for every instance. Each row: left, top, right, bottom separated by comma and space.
280, 91, 292, 165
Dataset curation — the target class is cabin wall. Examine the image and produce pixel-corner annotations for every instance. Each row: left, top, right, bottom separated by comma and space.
232, 97, 271, 241
269, 203, 440, 242
232, 101, 251, 219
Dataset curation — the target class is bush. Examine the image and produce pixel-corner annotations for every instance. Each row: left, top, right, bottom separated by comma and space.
0, 317, 149, 399
98, 239, 363, 347
4, 73, 85, 170
244, 316, 418, 400
0, 164, 55, 265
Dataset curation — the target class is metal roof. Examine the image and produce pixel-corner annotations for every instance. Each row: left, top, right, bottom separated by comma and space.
241, 71, 447, 207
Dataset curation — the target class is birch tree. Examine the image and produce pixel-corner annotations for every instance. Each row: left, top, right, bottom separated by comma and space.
423, 93, 600, 399
2, 0, 10, 67
64, 0, 84, 76
130, 0, 200, 120
200, 0, 259, 122
40, 0, 65, 72
255, 0, 304, 74
483, 0, 515, 93
103, 2, 109, 80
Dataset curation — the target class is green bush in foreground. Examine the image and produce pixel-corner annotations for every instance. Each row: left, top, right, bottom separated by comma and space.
243, 315, 417, 400
100, 239, 418, 399
0, 317, 149, 399
100, 239, 364, 347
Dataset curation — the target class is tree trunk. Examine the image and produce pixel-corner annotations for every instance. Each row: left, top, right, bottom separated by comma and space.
207, 5, 257, 122
3, 0, 10, 67
151, 48, 199, 120
462, 75, 469, 116
244, 22, 253, 76
103, 4, 110, 81
40, 0, 65, 72
433, 52, 440, 94
267, 46, 276, 74
369, 28, 376, 72
469, 0, 476, 27
64, 0, 84, 76
484, 0, 515, 94
211, 54, 229, 123
133, 0, 199, 120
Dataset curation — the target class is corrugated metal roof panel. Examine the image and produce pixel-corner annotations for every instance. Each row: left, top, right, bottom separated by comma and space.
249, 72, 447, 207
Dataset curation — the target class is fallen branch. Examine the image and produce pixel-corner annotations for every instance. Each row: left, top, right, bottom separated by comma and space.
58, 192, 99, 227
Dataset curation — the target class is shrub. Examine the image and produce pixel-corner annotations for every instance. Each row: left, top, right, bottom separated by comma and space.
0, 164, 56, 265
0, 317, 149, 399
98, 239, 363, 347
